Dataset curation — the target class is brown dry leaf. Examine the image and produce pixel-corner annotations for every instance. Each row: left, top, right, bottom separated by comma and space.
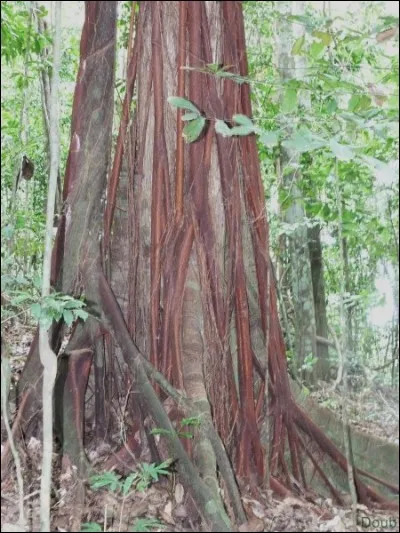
238, 517, 264, 532
174, 504, 187, 518
160, 502, 175, 526
319, 514, 346, 532
174, 482, 184, 504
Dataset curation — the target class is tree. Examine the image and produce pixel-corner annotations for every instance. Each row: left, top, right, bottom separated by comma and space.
275, 1, 319, 382
3, 2, 396, 530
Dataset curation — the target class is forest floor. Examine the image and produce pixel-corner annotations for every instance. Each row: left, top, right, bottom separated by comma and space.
1, 320, 399, 532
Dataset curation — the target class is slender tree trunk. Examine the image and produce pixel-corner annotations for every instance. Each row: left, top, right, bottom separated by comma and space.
275, 2, 317, 382
308, 225, 330, 381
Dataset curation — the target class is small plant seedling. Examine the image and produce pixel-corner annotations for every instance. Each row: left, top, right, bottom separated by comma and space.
81, 523, 103, 532
89, 459, 174, 496
151, 415, 202, 440
130, 518, 164, 532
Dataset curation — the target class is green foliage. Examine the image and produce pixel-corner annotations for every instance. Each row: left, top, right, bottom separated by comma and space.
151, 415, 202, 440
80, 523, 102, 533
301, 354, 319, 373
89, 459, 173, 496
80, 518, 164, 533
1, 272, 88, 329
130, 518, 164, 532
183, 116, 206, 143
168, 97, 206, 142
243, 0, 399, 382
167, 96, 201, 114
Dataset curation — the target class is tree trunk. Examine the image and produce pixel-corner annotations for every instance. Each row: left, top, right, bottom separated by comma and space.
275, 2, 318, 382
308, 225, 330, 381
7, 2, 396, 525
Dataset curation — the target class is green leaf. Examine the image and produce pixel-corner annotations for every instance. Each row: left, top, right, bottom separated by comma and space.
168, 96, 200, 114
12, 293, 32, 305
348, 94, 371, 113
259, 130, 280, 147
282, 127, 326, 153
310, 41, 325, 58
282, 87, 297, 113
31, 302, 42, 320
122, 473, 138, 496
329, 140, 354, 161
312, 30, 333, 46
182, 116, 205, 143
81, 523, 103, 532
206, 63, 221, 73
215, 119, 233, 137
360, 155, 398, 183
64, 299, 84, 309
181, 112, 199, 122
44, 297, 62, 312
292, 35, 305, 55
181, 416, 202, 427
75, 309, 89, 321
63, 309, 74, 327
40, 314, 53, 330
177, 431, 194, 439
90, 472, 122, 492
324, 98, 337, 114
232, 114, 254, 128
130, 518, 163, 532
229, 125, 255, 136
150, 428, 173, 436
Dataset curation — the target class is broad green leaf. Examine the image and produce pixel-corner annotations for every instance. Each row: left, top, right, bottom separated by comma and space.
329, 140, 354, 161
312, 30, 333, 46
324, 98, 337, 114
310, 41, 325, 58
63, 309, 74, 327
292, 35, 306, 55
259, 130, 280, 147
348, 94, 371, 113
181, 112, 199, 121
183, 116, 205, 143
45, 297, 62, 312
40, 315, 53, 330
229, 125, 255, 136
75, 309, 89, 321
215, 119, 233, 137
282, 87, 297, 113
360, 155, 398, 183
232, 114, 254, 128
168, 96, 200, 114
282, 127, 326, 153
31, 302, 42, 320
64, 299, 84, 309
